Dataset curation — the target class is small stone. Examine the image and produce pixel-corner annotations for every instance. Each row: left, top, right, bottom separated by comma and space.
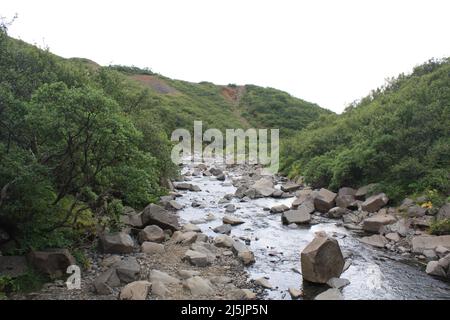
254, 277, 272, 289
288, 287, 303, 299
119, 281, 151, 300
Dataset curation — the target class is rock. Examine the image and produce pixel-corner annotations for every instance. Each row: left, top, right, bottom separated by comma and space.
313, 188, 337, 213
101, 255, 122, 268
172, 231, 198, 245
336, 195, 356, 209
436, 246, 450, 257
407, 205, 427, 217
360, 234, 388, 248
205, 213, 217, 221
196, 163, 208, 171
151, 281, 169, 298
225, 204, 236, 213
184, 276, 214, 296
28, 249, 75, 277
209, 168, 223, 176
355, 184, 377, 200
281, 182, 301, 192
183, 223, 201, 232
326, 277, 350, 289
361, 193, 389, 212
99, 232, 134, 254
167, 200, 184, 211
271, 189, 284, 198
270, 204, 289, 213
437, 203, 450, 220
177, 269, 200, 279
94, 268, 121, 295
411, 216, 433, 228
231, 288, 257, 300
438, 254, 450, 269
388, 218, 410, 237
288, 287, 303, 299
327, 207, 349, 219
174, 182, 201, 191
425, 261, 447, 277
234, 186, 247, 198
254, 277, 272, 289
423, 249, 437, 259
338, 187, 356, 196
214, 235, 234, 248
141, 204, 180, 231
183, 250, 210, 267
223, 215, 244, 225
251, 178, 276, 197
213, 224, 232, 235
141, 242, 165, 254
123, 213, 144, 228
114, 257, 140, 283
238, 250, 255, 265
0, 256, 28, 277
301, 234, 344, 283
119, 281, 151, 300
282, 209, 311, 225
138, 225, 165, 244
314, 288, 343, 300
216, 173, 226, 181
362, 214, 396, 233
150, 269, 180, 285
385, 232, 400, 242
191, 201, 202, 208
411, 235, 450, 254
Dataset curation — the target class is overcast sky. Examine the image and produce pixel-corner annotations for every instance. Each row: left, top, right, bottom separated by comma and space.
2, 0, 450, 113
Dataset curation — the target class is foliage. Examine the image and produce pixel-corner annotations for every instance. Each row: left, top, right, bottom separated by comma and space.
281, 58, 450, 202
429, 219, 450, 236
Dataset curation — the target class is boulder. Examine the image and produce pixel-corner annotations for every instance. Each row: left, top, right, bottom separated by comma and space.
301, 234, 344, 283
387, 218, 410, 237
0, 256, 28, 277
314, 288, 343, 300
122, 213, 144, 228
361, 193, 389, 212
338, 187, 356, 197
327, 207, 349, 219
313, 188, 337, 213
177, 269, 201, 279
209, 168, 223, 176
141, 242, 165, 254
150, 269, 180, 285
251, 178, 276, 197
407, 205, 427, 217
225, 204, 236, 213
362, 214, 396, 233
182, 223, 201, 232
234, 186, 247, 198
437, 203, 450, 221
174, 182, 200, 191
28, 249, 75, 277
216, 173, 226, 181
183, 250, 210, 267
238, 250, 255, 265
214, 235, 234, 248
254, 278, 272, 289
213, 224, 232, 235
281, 183, 301, 192
223, 215, 244, 225
425, 261, 446, 277
94, 268, 121, 295
151, 281, 169, 298
336, 195, 356, 209
166, 200, 184, 211
288, 287, 303, 299
99, 232, 134, 254
270, 204, 289, 213
141, 204, 180, 231
438, 254, 450, 270
172, 231, 198, 245
114, 257, 140, 283
120, 281, 151, 300
271, 189, 284, 198
355, 184, 377, 200
385, 232, 400, 242
411, 235, 450, 254
360, 235, 388, 248
138, 225, 165, 244
184, 276, 214, 296
282, 210, 311, 225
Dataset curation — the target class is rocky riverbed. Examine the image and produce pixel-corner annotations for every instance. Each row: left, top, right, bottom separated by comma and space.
6, 157, 450, 300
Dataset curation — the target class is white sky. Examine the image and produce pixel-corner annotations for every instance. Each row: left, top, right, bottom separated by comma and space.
2, 0, 450, 113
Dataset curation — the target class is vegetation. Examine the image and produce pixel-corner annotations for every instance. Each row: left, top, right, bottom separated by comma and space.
281, 58, 450, 202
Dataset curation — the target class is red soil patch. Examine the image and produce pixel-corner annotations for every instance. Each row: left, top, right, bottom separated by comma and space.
131, 74, 178, 94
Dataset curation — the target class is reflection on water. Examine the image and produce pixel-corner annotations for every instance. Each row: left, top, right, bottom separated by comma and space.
177, 161, 450, 300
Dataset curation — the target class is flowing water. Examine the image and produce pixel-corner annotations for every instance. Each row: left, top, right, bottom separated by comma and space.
176, 159, 450, 300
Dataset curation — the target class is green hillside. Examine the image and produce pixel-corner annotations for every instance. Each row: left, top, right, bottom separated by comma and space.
281, 58, 450, 202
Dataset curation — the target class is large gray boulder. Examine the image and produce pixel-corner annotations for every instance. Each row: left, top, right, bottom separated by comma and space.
362, 214, 396, 233
314, 188, 337, 213
301, 234, 345, 283
426, 261, 447, 278
138, 225, 165, 244
94, 268, 121, 295
282, 210, 311, 225
360, 234, 388, 248
361, 193, 389, 212
141, 203, 180, 231
184, 276, 214, 296
114, 257, 140, 283
28, 249, 75, 278
251, 178, 276, 197
99, 232, 134, 254
411, 235, 450, 254
437, 203, 450, 221
281, 182, 301, 192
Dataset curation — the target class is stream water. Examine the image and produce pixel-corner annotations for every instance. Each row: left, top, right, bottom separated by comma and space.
176, 159, 450, 300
